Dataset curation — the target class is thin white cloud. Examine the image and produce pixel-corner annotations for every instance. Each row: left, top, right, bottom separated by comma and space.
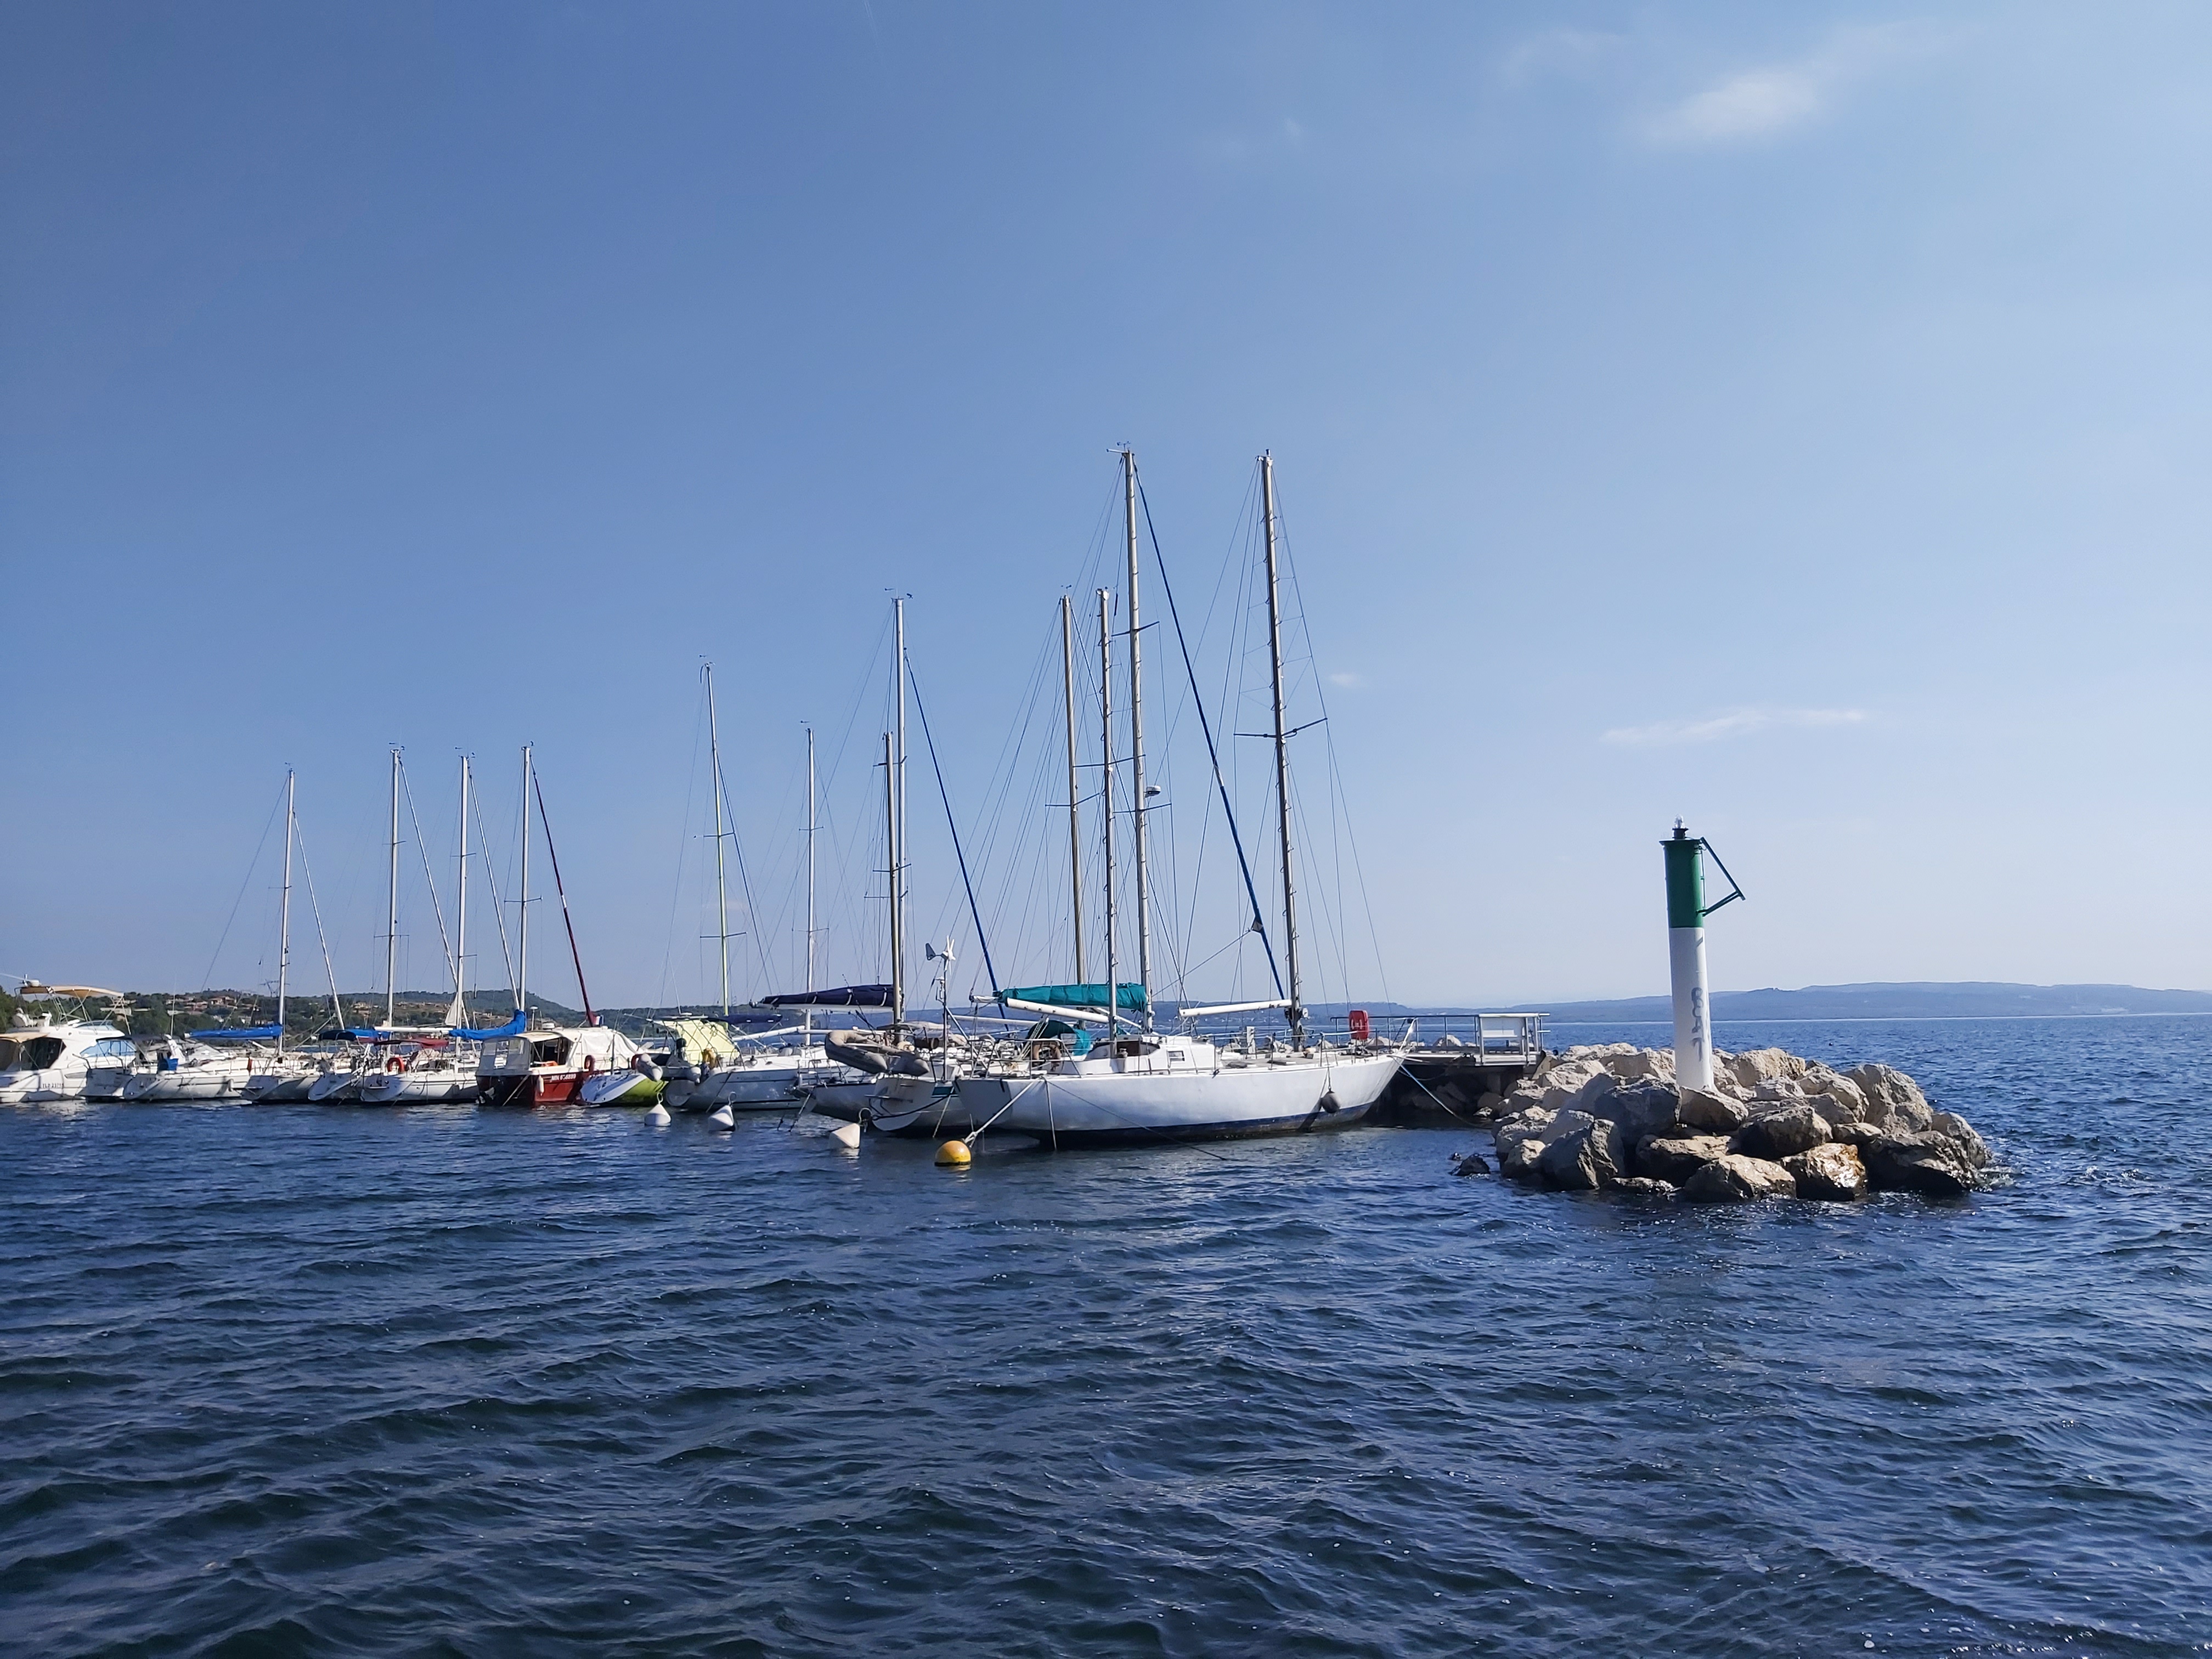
1602, 708, 1867, 746
1327, 670, 1364, 689
1502, 28, 1627, 86
1645, 22, 1945, 148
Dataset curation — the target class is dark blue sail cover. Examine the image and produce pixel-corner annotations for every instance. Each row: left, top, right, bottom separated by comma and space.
187, 1024, 285, 1041
999, 983, 1148, 1011
450, 1008, 528, 1039
759, 985, 894, 1009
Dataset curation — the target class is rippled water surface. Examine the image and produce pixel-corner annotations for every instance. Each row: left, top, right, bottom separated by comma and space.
4, 1015, 2210, 1656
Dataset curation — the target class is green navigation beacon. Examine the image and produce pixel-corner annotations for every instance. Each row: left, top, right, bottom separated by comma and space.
1662, 822, 1745, 1094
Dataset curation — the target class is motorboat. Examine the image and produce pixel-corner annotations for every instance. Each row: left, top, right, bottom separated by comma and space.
477, 1023, 639, 1107
577, 1052, 668, 1106
0, 1016, 135, 1104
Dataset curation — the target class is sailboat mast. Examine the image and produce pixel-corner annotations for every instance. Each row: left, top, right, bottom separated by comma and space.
452, 757, 470, 1026
1098, 586, 1118, 1043
1260, 453, 1304, 1046
1060, 594, 1086, 982
706, 663, 731, 1019
893, 597, 907, 1026
533, 770, 594, 1026
517, 744, 532, 1025
1122, 448, 1152, 1023
277, 769, 295, 1055
386, 746, 400, 1030
884, 731, 904, 1027
805, 726, 817, 992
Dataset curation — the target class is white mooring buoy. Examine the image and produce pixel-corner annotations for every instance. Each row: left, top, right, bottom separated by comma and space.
645, 1102, 672, 1126
1663, 821, 1744, 1096
831, 1120, 861, 1150
708, 1103, 735, 1130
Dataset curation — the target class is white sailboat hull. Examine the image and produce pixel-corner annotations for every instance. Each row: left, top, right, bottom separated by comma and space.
958, 1048, 1401, 1148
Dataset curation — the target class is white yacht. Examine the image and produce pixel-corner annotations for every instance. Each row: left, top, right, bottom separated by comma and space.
121, 1037, 257, 1101
956, 1027, 1400, 1148
0, 1015, 135, 1104
355, 1042, 479, 1104
954, 451, 1403, 1148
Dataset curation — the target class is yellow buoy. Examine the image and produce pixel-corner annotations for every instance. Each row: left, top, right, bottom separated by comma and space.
935, 1139, 972, 1167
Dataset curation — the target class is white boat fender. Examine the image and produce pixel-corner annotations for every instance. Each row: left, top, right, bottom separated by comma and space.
645, 1103, 672, 1126
708, 1104, 735, 1130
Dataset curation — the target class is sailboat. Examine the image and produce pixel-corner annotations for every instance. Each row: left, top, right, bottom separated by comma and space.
799, 601, 967, 1131
655, 675, 853, 1112
956, 450, 1402, 1147
473, 746, 639, 1104
357, 753, 482, 1104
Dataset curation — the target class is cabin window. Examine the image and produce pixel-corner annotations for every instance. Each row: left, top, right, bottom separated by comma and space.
89, 1038, 136, 1059
21, 1037, 64, 1070
529, 1036, 569, 1065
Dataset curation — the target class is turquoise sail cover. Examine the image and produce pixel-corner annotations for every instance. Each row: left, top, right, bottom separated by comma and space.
1000, 983, 1147, 1012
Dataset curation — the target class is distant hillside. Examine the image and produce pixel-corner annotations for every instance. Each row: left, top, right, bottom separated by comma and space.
1505, 982, 2212, 1023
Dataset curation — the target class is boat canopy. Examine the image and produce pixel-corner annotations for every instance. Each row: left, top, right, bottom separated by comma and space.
187, 1024, 284, 1042
451, 1008, 528, 1040
1000, 983, 1147, 1012
759, 984, 894, 1008
656, 1018, 735, 1064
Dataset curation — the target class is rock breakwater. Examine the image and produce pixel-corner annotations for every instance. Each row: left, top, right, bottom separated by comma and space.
1479, 1043, 1994, 1202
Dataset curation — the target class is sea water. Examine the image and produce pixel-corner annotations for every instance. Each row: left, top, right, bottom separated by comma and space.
2, 1015, 2208, 1656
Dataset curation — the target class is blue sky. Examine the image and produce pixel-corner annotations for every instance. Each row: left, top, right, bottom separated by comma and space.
5, 2, 2209, 1009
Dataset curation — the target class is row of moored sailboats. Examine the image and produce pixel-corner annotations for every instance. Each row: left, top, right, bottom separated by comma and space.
5, 453, 1408, 1145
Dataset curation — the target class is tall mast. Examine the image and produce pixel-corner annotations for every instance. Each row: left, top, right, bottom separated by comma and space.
805, 725, 817, 994
1060, 594, 1086, 982
1122, 447, 1152, 1023
276, 768, 295, 1055
386, 746, 400, 1030
706, 663, 731, 1019
1098, 586, 1118, 1043
534, 769, 594, 1026
1260, 453, 1304, 1046
450, 757, 470, 1028
517, 744, 532, 1024
884, 731, 904, 1027
893, 597, 907, 1025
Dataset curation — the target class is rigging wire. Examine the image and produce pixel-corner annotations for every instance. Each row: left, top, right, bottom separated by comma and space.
199, 777, 287, 992
397, 757, 458, 990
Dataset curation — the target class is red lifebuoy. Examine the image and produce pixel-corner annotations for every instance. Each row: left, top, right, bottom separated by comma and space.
387, 1056, 404, 1073
582, 1056, 596, 1075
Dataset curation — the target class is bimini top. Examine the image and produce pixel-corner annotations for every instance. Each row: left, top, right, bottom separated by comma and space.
758, 985, 894, 1009
187, 1024, 285, 1042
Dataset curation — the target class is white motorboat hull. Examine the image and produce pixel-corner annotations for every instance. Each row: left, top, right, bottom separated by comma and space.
957, 1048, 1401, 1148
0, 1063, 88, 1104
83, 1066, 131, 1102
